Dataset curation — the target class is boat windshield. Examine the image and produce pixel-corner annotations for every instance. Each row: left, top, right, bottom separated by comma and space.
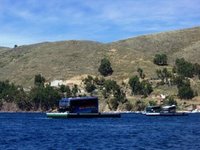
146, 106, 161, 113
161, 105, 176, 113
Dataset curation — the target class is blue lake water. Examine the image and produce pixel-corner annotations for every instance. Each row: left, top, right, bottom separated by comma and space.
0, 113, 200, 150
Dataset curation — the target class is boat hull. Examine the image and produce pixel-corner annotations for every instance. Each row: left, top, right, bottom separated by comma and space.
46, 112, 121, 118
145, 112, 188, 116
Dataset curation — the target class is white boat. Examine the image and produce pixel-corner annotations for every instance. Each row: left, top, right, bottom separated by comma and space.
144, 105, 187, 116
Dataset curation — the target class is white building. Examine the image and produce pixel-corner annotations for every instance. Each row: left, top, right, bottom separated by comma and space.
50, 80, 64, 87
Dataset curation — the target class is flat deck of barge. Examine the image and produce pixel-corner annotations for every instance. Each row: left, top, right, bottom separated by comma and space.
46, 112, 121, 118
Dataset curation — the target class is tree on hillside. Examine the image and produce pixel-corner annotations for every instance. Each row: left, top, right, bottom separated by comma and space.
59, 85, 72, 97
153, 54, 168, 66
0, 80, 32, 110
42, 84, 60, 110
194, 63, 200, 79
29, 86, 45, 110
85, 82, 96, 93
129, 76, 153, 96
103, 79, 125, 99
104, 80, 118, 93
137, 68, 145, 79
102, 79, 118, 99
172, 75, 185, 87
30, 85, 60, 110
98, 58, 113, 76
94, 77, 105, 86
15, 87, 32, 111
156, 68, 171, 85
140, 80, 153, 97
174, 58, 200, 79
101, 79, 127, 110
0, 80, 19, 102
171, 75, 194, 99
34, 74, 45, 86
71, 84, 79, 97
128, 76, 141, 95
83, 75, 96, 93
175, 58, 194, 78
178, 83, 194, 99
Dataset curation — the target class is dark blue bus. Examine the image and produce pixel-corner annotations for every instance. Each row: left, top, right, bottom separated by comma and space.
59, 97, 98, 113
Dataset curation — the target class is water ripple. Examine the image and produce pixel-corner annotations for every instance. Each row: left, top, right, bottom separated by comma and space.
0, 113, 200, 149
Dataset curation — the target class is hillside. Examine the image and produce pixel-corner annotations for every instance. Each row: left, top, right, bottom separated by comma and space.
0, 41, 106, 86
1, 27, 200, 87
108, 27, 200, 78
0, 47, 10, 53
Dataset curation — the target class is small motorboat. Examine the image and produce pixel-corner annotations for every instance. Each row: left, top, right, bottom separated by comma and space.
144, 105, 188, 116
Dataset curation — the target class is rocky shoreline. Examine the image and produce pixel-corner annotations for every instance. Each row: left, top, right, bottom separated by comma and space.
0, 102, 42, 113
0, 102, 197, 113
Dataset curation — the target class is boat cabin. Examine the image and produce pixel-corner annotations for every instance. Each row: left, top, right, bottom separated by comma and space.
161, 105, 176, 113
145, 106, 162, 113
146, 105, 177, 113
59, 97, 99, 113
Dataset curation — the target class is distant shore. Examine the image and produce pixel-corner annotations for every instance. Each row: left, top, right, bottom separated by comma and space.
0, 110, 196, 114
0, 102, 197, 113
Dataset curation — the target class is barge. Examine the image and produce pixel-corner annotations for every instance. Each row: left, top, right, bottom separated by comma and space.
46, 112, 120, 118
46, 97, 121, 118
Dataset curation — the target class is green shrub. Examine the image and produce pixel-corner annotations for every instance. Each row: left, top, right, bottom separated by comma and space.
108, 98, 119, 110
34, 74, 45, 86
83, 75, 96, 93
153, 54, 167, 66
123, 101, 133, 111
175, 58, 194, 78
129, 76, 153, 96
149, 100, 157, 106
134, 100, 146, 111
163, 96, 177, 106
98, 58, 113, 76
178, 85, 194, 99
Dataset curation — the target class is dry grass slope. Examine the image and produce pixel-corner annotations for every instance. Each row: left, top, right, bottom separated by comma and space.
1, 27, 200, 87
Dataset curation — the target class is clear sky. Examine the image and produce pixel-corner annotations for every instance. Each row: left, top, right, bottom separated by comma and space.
0, 0, 200, 47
